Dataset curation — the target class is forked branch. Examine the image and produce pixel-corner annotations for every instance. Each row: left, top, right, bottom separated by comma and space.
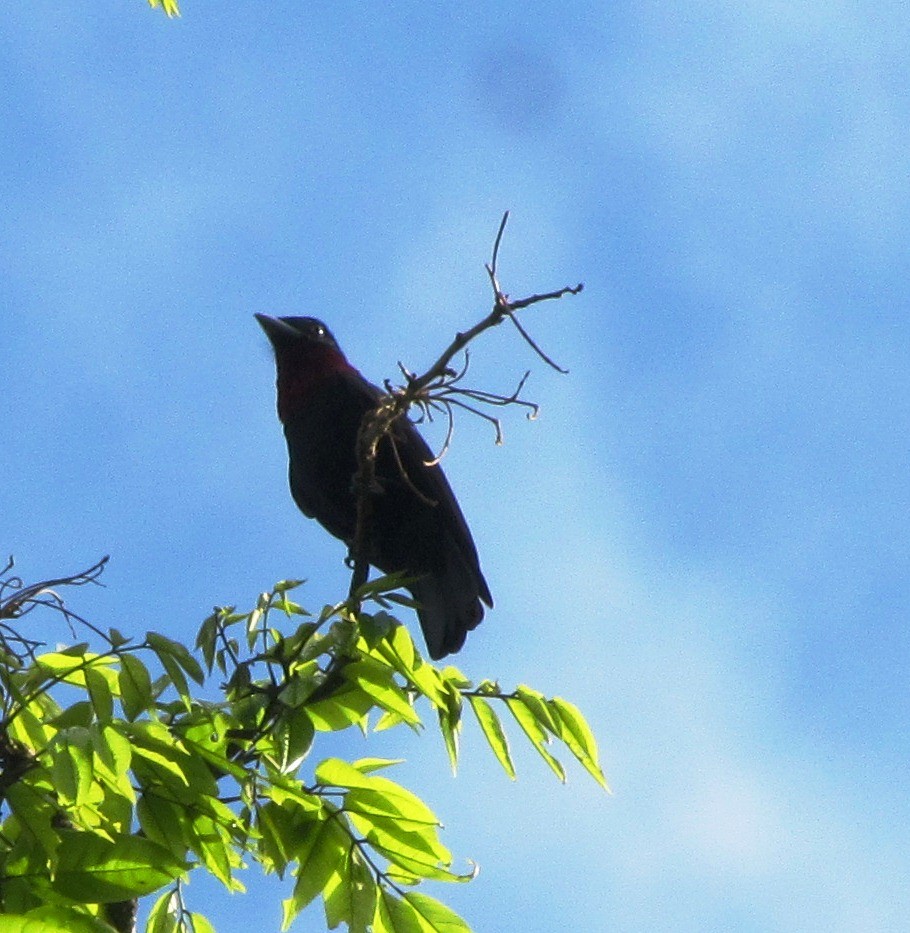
347, 213, 583, 601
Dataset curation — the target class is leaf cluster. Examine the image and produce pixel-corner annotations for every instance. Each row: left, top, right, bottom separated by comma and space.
0, 564, 606, 933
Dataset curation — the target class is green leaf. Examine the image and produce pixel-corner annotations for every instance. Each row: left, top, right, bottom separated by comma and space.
137, 794, 189, 854
357, 822, 456, 882
505, 696, 566, 783
4, 781, 60, 860
256, 801, 300, 877
322, 845, 352, 930
89, 725, 135, 803
348, 849, 377, 933
306, 684, 374, 731
315, 759, 440, 826
189, 812, 243, 891
7, 906, 115, 932
351, 757, 405, 774
189, 912, 217, 933
147, 629, 203, 682
52, 831, 189, 902
118, 654, 152, 721
281, 817, 348, 930
514, 684, 559, 732
195, 613, 219, 673
375, 889, 429, 933
84, 668, 113, 723
7, 703, 54, 751
147, 0, 181, 19
108, 628, 130, 648
35, 646, 89, 675
127, 721, 218, 800
150, 648, 190, 710
437, 707, 460, 774
343, 660, 420, 725
344, 788, 440, 829
274, 705, 315, 774
467, 696, 515, 779
145, 887, 179, 933
375, 624, 446, 709
51, 727, 95, 807
49, 701, 93, 730
404, 891, 473, 932
549, 697, 610, 790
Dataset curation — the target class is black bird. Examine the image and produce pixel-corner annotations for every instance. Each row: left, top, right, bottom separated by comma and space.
256, 315, 492, 659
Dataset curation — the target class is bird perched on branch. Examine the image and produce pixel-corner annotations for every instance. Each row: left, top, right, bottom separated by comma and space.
256, 314, 492, 659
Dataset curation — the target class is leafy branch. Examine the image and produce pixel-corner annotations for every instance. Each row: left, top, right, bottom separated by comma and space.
0, 559, 606, 933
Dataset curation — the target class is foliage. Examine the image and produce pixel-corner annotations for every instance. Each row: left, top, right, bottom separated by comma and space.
0, 559, 606, 932
146, 0, 180, 18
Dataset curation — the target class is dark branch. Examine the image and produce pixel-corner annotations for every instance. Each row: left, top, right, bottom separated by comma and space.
347, 212, 583, 613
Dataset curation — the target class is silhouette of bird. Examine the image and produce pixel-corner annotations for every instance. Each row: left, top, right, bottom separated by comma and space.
256, 314, 491, 659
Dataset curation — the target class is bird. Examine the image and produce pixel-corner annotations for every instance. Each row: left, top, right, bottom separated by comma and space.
255, 314, 492, 659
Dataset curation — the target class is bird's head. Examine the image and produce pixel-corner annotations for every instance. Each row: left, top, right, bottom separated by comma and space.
255, 315, 343, 354
255, 314, 356, 422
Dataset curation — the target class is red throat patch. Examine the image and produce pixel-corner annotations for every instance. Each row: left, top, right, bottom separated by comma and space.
274, 346, 357, 423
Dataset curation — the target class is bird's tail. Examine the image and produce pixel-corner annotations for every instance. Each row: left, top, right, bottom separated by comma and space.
409, 560, 490, 660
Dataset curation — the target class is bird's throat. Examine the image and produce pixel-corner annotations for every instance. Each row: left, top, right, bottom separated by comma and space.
274, 348, 356, 423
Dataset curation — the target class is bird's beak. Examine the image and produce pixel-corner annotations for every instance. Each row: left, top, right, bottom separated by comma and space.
255, 313, 299, 344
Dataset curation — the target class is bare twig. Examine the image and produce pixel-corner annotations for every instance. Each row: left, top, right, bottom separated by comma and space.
345, 213, 583, 615
0, 556, 111, 646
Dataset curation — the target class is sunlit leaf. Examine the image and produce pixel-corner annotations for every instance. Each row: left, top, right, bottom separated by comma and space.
505, 696, 566, 783
6, 905, 115, 932
189, 912, 217, 933
137, 793, 189, 855
281, 817, 348, 930
307, 684, 374, 731
52, 831, 189, 902
514, 684, 559, 733
4, 781, 60, 860
352, 757, 405, 774
467, 696, 515, 779
146, 631, 202, 708
404, 891, 473, 932
343, 660, 420, 725
146, 0, 180, 18
118, 654, 152, 721
144, 886, 179, 933
84, 668, 113, 723
549, 697, 609, 790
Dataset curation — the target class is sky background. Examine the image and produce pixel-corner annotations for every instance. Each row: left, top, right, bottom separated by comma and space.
3, 2, 909, 931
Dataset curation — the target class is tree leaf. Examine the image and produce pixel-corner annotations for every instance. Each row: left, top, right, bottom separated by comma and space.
514, 684, 559, 732
154, 632, 205, 684
51, 727, 94, 807
274, 704, 315, 774
145, 887, 179, 933
404, 891, 473, 932
307, 684, 375, 731
52, 831, 189, 902
467, 696, 515, 779
505, 696, 566, 783
343, 659, 421, 726
549, 697, 610, 790
137, 793, 189, 855
118, 654, 152, 721
83, 668, 113, 723
5, 905, 115, 932
281, 816, 348, 930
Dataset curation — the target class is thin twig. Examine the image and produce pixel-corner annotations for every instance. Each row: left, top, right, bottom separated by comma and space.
346, 212, 583, 617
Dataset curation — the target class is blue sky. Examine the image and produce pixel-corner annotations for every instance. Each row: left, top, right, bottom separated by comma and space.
3, 2, 910, 930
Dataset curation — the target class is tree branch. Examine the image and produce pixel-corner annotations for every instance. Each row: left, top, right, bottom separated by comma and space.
347, 212, 583, 613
